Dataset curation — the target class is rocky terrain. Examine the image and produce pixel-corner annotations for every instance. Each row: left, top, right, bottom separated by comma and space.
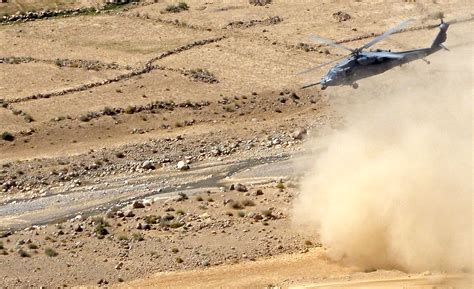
0, 0, 472, 287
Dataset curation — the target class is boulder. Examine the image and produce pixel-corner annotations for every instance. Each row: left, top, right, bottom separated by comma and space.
177, 161, 189, 171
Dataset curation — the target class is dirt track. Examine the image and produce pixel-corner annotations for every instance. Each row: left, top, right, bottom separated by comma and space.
109, 248, 472, 289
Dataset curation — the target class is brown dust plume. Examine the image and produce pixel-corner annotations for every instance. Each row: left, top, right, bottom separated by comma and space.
292, 41, 473, 272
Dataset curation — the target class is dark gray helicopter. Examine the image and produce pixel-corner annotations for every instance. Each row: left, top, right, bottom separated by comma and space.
300, 19, 450, 89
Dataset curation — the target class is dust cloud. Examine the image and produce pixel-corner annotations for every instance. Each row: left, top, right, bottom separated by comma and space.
292, 41, 473, 272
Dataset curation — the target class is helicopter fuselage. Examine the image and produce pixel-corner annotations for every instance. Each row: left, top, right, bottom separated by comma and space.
320, 48, 433, 88
304, 21, 450, 90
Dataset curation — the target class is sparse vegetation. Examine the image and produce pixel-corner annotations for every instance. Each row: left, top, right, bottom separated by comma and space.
144, 215, 159, 224
276, 180, 285, 190
186, 68, 218, 83
18, 249, 30, 257
242, 199, 255, 207
23, 114, 34, 123
125, 105, 136, 114
1, 132, 14, 141
168, 221, 184, 229
102, 106, 116, 116
230, 201, 244, 210
133, 232, 144, 241
178, 192, 189, 200
261, 209, 273, 218
94, 217, 109, 237
28, 243, 38, 249
115, 152, 125, 158
44, 247, 58, 257
163, 2, 189, 13
117, 235, 128, 241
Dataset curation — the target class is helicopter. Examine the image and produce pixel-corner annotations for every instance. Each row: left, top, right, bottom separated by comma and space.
300, 19, 450, 90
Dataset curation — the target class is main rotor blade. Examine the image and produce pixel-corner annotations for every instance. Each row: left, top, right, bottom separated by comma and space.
302, 82, 321, 89
360, 19, 414, 50
308, 35, 354, 52
297, 55, 347, 75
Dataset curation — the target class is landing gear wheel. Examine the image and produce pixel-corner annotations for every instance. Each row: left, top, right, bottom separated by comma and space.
352, 83, 359, 89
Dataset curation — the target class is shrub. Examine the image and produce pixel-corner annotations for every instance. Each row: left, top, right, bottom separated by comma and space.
178, 192, 188, 200
125, 105, 135, 114
44, 248, 58, 257
304, 240, 313, 246
1, 132, 14, 141
207, 197, 214, 202
94, 217, 109, 237
176, 209, 185, 215
230, 201, 244, 210
187, 68, 218, 83
28, 243, 38, 249
196, 196, 204, 202
0, 241, 3, 250
164, 2, 189, 13
176, 257, 184, 263
168, 221, 184, 229
133, 232, 144, 241
275, 180, 285, 190
18, 249, 30, 257
79, 114, 91, 122
144, 215, 159, 225
117, 235, 128, 241
103, 106, 116, 116
23, 114, 34, 123
171, 247, 179, 253
261, 209, 273, 218
238, 211, 245, 217
242, 199, 255, 207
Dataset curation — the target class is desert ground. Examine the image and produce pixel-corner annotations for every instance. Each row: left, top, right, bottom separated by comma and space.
0, 0, 473, 288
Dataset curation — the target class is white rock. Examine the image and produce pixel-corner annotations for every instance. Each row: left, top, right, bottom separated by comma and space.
177, 161, 189, 171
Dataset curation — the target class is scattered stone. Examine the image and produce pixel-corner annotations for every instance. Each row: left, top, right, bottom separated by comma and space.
115, 262, 123, 270
177, 161, 190, 171
291, 128, 307, 140
235, 183, 248, 192
73, 224, 83, 232
132, 200, 145, 209
253, 189, 264, 196
333, 11, 351, 22
249, 0, 272, 6
141, 160, 155, 170
124, 210, 135, 217
201, 260, 210, 267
